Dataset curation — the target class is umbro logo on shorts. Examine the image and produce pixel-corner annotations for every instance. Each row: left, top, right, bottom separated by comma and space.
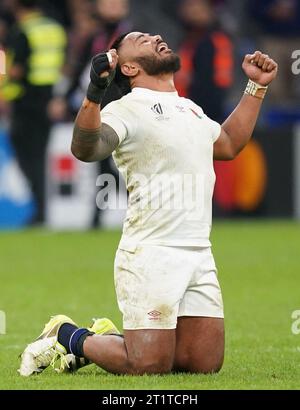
148, 310, 162, 320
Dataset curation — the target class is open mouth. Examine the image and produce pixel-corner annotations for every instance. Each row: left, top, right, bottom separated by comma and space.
156, 41, 171, 54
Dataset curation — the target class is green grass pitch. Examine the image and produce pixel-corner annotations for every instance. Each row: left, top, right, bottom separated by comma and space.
0, 221, 299, 390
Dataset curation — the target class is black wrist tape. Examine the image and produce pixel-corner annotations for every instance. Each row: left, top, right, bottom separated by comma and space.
86, 82, 107, 105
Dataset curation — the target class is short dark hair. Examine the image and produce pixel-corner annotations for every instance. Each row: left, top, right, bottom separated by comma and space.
110, 33, 131, 96
16, 0, 40, 9
110, 32, 129, 52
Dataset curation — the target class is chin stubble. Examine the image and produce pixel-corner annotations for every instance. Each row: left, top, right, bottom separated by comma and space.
135, 53, 181, 76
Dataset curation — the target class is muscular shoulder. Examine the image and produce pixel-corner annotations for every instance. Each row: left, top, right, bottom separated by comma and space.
101, 93, 138, 129
101, 92, 135, 114
101, 93, 138, 145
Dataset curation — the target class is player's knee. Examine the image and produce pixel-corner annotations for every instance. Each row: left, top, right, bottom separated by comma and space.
130, 356, 173, 375
176, 353, 224, 374
192, 358, 224, 374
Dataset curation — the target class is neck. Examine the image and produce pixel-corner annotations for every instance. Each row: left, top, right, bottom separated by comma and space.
131, 73, 176, 93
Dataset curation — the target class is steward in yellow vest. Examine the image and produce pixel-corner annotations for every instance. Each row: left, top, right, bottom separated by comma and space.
2, 0, 66, 225
1, 3, 66, 103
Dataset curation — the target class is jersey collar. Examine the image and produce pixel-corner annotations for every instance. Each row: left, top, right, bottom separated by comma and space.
131, 87, 178, 97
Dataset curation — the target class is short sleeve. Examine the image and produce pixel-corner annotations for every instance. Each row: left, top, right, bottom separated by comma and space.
205, 116, 221, 143
101, 100, 137, 146
193, 104, 221, 143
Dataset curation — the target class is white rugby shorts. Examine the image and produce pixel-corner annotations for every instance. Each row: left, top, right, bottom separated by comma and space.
114, 244, 224, 330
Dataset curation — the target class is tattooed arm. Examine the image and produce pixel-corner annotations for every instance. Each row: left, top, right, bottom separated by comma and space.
71, 49, 120, 162
71, 98, 119, 162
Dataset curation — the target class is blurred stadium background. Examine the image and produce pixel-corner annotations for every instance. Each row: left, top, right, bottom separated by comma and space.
0, 0, 300, 228
0, 0, 300, 390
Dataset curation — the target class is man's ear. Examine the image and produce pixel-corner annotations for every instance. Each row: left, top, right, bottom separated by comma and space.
121, 63, 139, 77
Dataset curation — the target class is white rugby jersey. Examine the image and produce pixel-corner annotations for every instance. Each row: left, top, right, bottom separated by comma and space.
101, 87, 221, 249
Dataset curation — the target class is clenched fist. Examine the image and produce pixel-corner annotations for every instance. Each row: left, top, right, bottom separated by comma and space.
242, 51, 278, 86
87, 49, 119, 104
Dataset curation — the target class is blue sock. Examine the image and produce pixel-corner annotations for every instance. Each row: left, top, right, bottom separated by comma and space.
69, 328, 93, 357
58, 323, 78, 353
58, 323, 94, 356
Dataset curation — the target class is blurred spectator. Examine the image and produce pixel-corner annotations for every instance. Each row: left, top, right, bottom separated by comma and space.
41, 0, 72, 27
129, 0, 184, 50
0, 0, 66, 225
81, 0, 132, 106
49, 0, 132, 120
249, 0, 300, 102
48, 1, 98, 119
66, 1, 98, 78
175, 0, 234, 122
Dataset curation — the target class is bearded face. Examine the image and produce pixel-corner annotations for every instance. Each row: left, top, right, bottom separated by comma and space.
112, 32, 182, 93
135, 52, 181, 76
